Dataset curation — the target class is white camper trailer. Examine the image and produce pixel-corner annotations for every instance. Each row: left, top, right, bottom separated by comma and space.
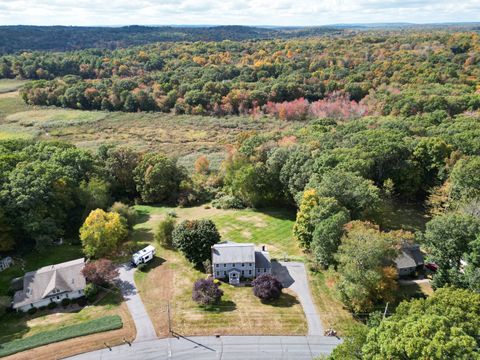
131, 245, 156, 267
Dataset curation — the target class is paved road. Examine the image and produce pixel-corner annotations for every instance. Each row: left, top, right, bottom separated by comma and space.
67, 335, 342, 360
117, 264, 157, 342
272, 261, 324, 335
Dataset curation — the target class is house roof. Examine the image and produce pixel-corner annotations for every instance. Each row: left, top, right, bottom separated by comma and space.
255, 251, 271, 269
13, 258, 86, 309
394, 245, 424, 270
211, 241, 255, 263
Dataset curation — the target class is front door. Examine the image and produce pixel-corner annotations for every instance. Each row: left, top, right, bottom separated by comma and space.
228, 270, 240, 285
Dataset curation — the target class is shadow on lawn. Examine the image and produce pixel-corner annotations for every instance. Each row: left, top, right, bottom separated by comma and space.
202, 300, 237, 313
262, 292, 300, 308
253, 207, 296, 221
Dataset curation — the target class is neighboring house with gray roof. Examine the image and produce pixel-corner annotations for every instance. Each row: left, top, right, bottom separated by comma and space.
12, 258, 86, 312
211, 241, 271, 284
394, 244, 424, 277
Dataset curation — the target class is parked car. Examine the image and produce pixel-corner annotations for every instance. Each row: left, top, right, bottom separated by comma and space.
425, 263, 439, 272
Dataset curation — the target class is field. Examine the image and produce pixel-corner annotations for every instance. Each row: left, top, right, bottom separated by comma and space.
0, 80, 27, 94
0, 91, 297, 164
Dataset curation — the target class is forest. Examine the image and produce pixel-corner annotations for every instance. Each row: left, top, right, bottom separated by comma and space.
0, 25, 340, 54
1, 28, 480, 358
0, 31, 477, 120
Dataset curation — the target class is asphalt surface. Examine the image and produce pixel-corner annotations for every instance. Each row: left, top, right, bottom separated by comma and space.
117, 264, 157, 342
66, 335, 342, 360
272, 261, 324, 335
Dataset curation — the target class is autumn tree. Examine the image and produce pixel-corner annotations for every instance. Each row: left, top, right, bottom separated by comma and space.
335, 221, 399, 312
82, 258, 119, 285
192, 278, 223, 306
80, 209, 128, 258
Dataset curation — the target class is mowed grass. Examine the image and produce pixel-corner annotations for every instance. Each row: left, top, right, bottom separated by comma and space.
0, 315, 123, 357
308, 269, 357, 335
0, 79, 28, 94
134, 205, 302, 259
132, 205, 307, 337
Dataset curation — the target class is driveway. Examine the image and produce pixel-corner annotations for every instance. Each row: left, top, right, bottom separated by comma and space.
272, 261, 324, 335
67, 335, 342, 359
117, 264, 157, 342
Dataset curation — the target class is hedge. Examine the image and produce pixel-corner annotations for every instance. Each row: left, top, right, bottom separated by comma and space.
0, 315, 123, 357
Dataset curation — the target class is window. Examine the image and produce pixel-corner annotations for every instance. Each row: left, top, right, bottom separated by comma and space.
264, 269, 267, 272
249, 270, 252, 275
242, 263, 245, 267
242, 271, 244, 275
216, 271, 219, 276
224, 264, 226, 267
232, 263, 235, 267
216, 264, 219, 267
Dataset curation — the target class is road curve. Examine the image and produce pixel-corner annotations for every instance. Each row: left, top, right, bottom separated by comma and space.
66, 335, 342, 360
117, 264, 157, 342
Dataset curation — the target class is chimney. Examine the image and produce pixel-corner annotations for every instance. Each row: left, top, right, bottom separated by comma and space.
262, 245, 266, 251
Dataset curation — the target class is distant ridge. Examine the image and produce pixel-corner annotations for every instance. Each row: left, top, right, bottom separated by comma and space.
0, 23, 479, 54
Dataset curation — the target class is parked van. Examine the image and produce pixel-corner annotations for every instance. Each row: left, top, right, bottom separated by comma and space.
131, 245, 156, 266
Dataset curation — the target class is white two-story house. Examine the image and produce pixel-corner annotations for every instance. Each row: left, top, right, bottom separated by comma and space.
211, 241, 271, 284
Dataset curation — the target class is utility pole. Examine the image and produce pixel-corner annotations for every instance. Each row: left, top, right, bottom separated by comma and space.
167, 302, 172, 335
383, 302, 389, 319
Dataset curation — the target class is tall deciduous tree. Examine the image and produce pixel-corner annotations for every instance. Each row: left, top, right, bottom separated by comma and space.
335, 221, 399, 312
80, 209, 128, 258
133, 153, 184, 204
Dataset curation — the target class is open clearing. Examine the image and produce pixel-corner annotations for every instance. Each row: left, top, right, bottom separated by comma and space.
0, 92, 297, 163
132, 204, 357, 337
0, 79, 27, 94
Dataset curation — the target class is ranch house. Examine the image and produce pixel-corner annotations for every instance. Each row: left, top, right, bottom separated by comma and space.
12, 258, 87, 312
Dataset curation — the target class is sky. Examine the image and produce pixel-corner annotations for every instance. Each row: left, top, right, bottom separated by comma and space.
0, 0, 479, 26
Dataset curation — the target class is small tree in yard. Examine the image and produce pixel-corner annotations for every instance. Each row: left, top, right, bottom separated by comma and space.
252, 274, 283, 301
82, 259, 119, 286
172, 219, 220, 268
155, 214, 176, 248
192, 278, 223, 306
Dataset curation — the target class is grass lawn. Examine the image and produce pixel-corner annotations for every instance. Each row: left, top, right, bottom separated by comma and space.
0, 79, 28, 94
132, 205, 307, 337
134, 205, 302, 259
308, 269, 357, 335
0, 315, 122, 357
373, 198, 430, 233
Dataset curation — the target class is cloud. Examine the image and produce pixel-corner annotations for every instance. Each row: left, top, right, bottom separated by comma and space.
0, 0, 478, 26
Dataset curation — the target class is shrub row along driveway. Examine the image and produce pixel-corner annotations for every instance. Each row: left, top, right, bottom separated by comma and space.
117, 264, 157, 341
272, 261, 324, 335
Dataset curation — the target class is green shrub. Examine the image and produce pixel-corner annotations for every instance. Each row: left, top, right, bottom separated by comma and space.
38, 305, 47, 311
84, 283, 98, 303
155, 214, 176, 248
47, 302, 57, 310
27, 307, 37, 315
61, 298, 71, 307
212, 194, 245, 209
0, 315, 123, 357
